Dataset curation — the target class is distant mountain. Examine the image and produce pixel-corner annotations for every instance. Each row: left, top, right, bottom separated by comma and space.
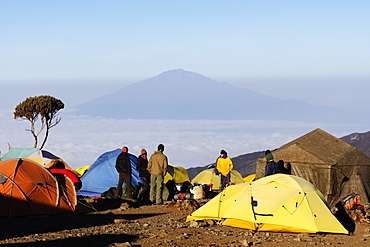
75, 69, 356, 122
340, 131, 370, 157
187, 131, 370, 180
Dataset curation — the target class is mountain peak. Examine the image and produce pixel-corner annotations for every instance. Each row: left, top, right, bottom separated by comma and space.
149, 69, 215, 85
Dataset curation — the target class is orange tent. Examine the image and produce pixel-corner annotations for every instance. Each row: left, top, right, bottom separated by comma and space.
0, 159, 76, 217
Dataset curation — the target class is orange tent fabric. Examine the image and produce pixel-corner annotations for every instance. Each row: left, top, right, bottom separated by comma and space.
0, 159, 76, 217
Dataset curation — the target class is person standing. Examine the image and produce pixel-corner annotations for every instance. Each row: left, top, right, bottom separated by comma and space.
148, 144, 168, 205
216, 149, 233, 190
114, 146, 132, 199
265, 149, 278, 176
136, 148, 150, 202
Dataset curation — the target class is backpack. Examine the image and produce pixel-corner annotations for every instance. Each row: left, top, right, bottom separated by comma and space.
101, 187, 117, 199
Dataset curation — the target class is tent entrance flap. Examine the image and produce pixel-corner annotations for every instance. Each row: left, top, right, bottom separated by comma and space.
281, 192, 306, 215
0, 174, 9, 184
32, 182, 47, 185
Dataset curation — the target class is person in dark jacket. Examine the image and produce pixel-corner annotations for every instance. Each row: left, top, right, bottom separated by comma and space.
114, 146, 132, 199
265, 149, 278, 176
277, 160, 288, 174
136, 148, 150, 202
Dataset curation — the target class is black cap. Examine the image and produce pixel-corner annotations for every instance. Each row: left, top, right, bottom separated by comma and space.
158, 144, 165, 152
220, 150, 227, 155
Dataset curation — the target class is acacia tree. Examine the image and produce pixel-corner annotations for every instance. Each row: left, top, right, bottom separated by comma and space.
14, 95, 65, 149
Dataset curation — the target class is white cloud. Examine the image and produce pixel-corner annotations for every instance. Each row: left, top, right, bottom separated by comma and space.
0, 113, 364, 170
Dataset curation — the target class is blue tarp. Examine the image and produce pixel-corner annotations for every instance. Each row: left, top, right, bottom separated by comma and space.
79, 149, 141, 195
76, 191, 101, 198
0, 147, 39, 162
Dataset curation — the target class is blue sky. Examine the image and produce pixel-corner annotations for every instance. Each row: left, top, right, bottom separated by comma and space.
2, 1, 369, 80
1, 1, 370, 108
1, 1, 370, 169
2, 1, 369, 78
2, 1, 370, 113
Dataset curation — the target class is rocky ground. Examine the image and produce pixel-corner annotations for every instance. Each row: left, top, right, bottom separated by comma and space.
0, 198, 370, 247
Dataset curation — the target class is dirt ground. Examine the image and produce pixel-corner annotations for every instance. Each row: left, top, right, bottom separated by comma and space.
0, 198, 370, 247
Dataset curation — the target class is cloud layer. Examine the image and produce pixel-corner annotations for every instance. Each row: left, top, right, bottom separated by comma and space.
0, 111, 363, 170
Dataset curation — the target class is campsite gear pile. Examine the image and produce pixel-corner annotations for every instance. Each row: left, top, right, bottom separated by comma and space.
338, 193, 369, 224
187, 174, 349, 234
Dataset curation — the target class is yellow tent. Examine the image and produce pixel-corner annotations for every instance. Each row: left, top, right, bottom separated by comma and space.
187, 174, 348, 234
230, 170, 244, 184
243, 174, 256, 182
191, 168, 220, 190
164, 166, 189, 184
191, 169, 244, 190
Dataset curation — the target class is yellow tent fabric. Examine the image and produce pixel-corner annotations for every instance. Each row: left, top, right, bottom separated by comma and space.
230, 170, 244, 184
191, 169, 220, 190
76, 165, 92, 176
187, 174, 348, 234
173, 167, 189, 183
164, 166, 189, 184
243, 174, 256, 182
191, 169, 244, 190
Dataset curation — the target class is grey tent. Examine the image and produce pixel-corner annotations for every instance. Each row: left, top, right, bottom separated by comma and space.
256, 128, 370, 207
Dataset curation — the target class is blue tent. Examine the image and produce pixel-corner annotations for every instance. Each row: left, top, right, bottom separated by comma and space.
79, 149, 141, 196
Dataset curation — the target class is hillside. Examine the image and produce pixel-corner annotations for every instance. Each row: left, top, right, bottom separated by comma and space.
340, 131, 370, 157
187, 151, 265, 180
187, 131, 370, 180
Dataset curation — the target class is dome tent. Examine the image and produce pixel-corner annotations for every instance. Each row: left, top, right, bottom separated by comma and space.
0, 147, 76, 172
187, 174, 348, 234
0, 159, 76, 217
79, 149, 141, 197
191, 168, 244, 190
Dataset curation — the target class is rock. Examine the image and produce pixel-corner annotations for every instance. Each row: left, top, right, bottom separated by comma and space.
108, 243, 131, 246
240, 239, 253, 246
205, 219, 214, 226
113, 219, 129, 224
189, 220, 199, 228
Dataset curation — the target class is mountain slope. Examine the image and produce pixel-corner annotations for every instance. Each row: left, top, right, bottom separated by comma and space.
187, 131, 370, 180
76, 69, 351, 122
340, 131, 370, 157
186, 151, 264, 180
